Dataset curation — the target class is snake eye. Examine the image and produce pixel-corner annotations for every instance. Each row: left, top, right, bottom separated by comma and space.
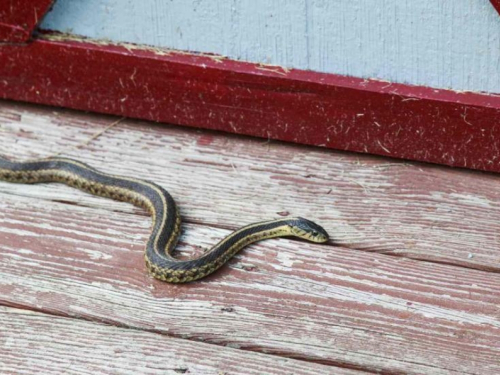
312, 231, 319, 236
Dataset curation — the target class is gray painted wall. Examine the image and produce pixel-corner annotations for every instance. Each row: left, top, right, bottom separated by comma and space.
41, 0, 500, 93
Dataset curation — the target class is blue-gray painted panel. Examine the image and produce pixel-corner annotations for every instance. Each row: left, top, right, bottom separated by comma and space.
41, 0, 500, 93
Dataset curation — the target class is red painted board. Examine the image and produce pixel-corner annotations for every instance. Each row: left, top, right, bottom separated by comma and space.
1, 33, 500, 173
0, 0, 54, 43
491, 0, 500, 16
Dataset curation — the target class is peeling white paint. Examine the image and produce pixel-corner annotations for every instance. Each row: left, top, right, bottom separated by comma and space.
449, 193, 493, 208
1, 102, 500, 374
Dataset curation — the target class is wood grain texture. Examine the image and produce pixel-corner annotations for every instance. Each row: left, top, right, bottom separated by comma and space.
0, 101, 499, 271
0, 103, 499, 374
0, 307, 361, 375
0, 182, 499, 374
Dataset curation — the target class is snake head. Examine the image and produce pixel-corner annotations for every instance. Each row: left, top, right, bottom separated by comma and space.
289, 217, 329, 243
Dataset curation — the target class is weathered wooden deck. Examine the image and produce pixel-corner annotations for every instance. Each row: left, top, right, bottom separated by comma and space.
0, 100, 499, 374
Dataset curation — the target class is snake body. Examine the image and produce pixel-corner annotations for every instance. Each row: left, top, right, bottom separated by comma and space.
0, 156, 329, 283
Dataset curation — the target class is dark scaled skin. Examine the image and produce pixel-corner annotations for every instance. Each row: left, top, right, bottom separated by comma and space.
0, 156, 330, 283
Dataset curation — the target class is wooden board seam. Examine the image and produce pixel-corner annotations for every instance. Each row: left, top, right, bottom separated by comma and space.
0, 300, 376, 373
1, 186, 498, 276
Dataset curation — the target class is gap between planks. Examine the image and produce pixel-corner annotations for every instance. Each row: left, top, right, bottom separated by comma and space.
0, 305, 367, 375
0, 100, 499, 271
0, 189, 499, 374
0, 101, 500, 374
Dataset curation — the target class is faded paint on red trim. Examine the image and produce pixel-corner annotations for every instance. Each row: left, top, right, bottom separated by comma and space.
1, 33, 500, 172
0, 0, 54, 43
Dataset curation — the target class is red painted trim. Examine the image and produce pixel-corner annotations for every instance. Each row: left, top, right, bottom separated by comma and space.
0, 0, 54, 43
491, 0, 500, 16
1, 33, 500, 172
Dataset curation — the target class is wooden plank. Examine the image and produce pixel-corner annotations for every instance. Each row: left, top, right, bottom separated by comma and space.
0, 186, 499, 374
2, 32, 500, 172
0, 306, 361, 375
0, 101, 499, 271
0, 0, 54, 43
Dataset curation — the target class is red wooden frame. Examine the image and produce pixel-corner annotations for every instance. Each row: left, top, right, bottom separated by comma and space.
491, 0, 500, 16
0, 0, 54, 43
1, 32, 500, 173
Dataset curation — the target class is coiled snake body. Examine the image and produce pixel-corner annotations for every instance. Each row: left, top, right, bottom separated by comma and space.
0, 156, 329, 283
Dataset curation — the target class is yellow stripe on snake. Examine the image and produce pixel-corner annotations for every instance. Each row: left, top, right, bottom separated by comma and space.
0, 156, 329, 283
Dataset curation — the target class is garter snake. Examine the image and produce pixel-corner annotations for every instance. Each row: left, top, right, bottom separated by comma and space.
0, 156, 329, 283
